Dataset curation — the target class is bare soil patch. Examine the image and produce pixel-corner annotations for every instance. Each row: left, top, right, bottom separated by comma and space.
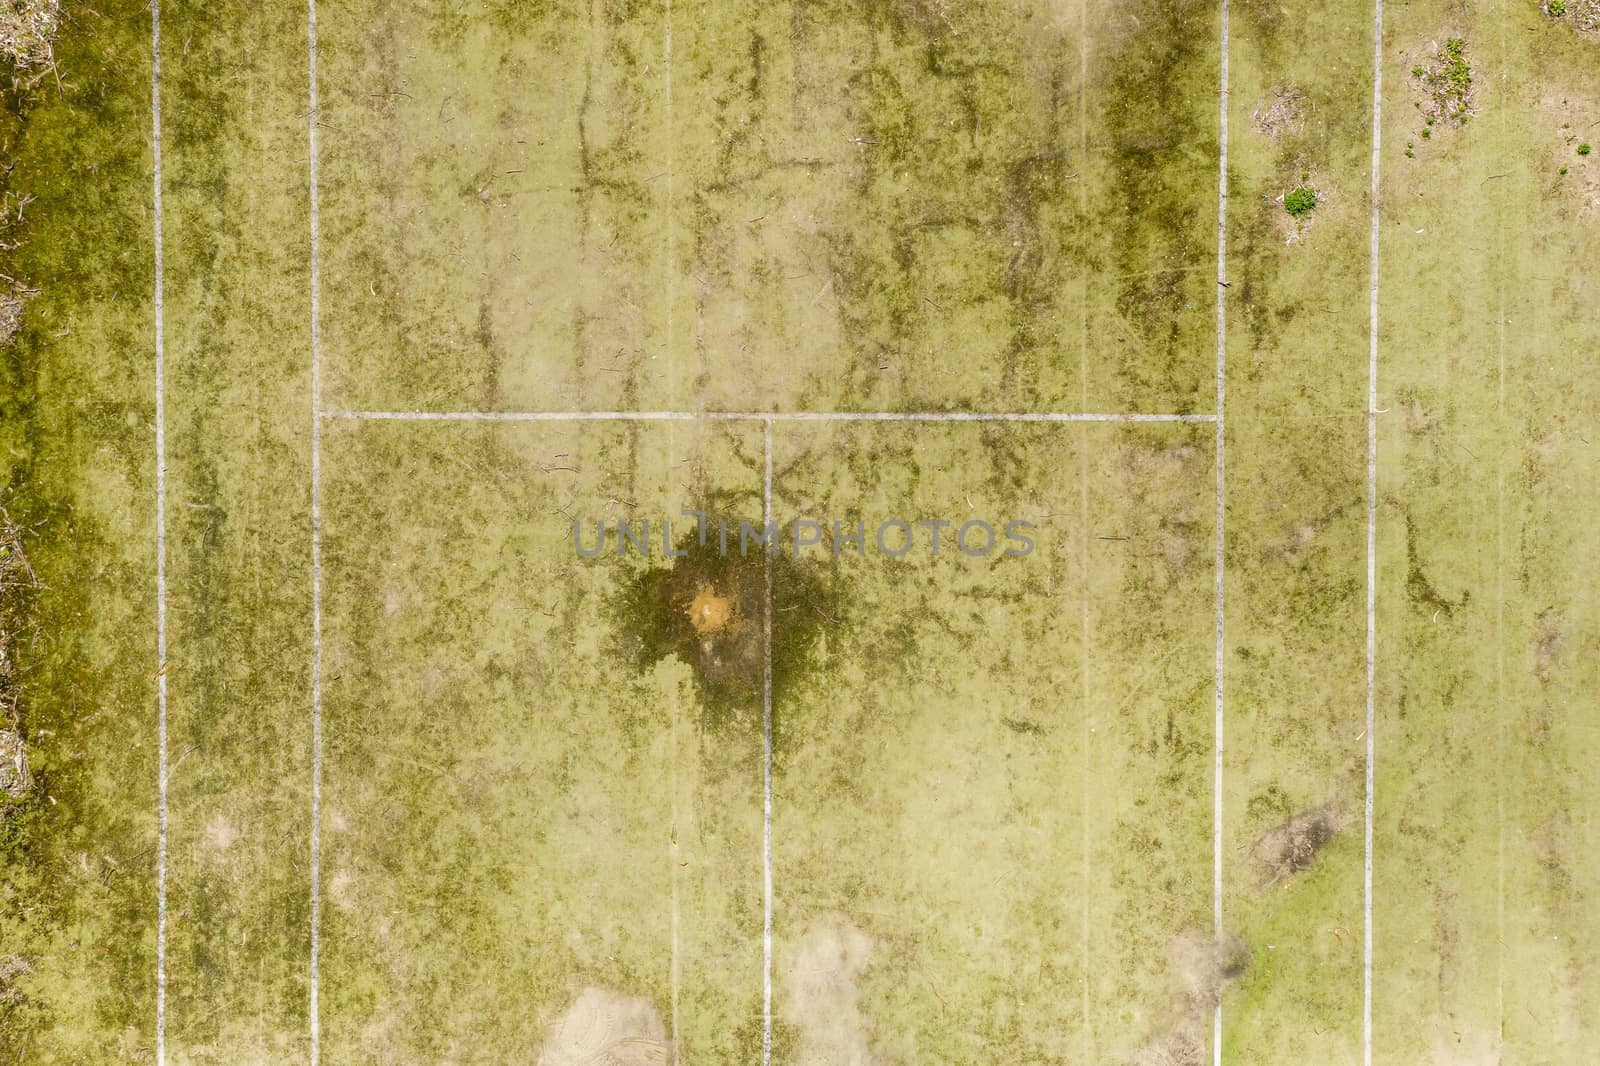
0, 0, 59, 88
1249, 801, 1350, 888
1134, 931, 1249, 1066
686, 583, 736, 636
615, 520, 827, 734
0, 727, 28, 798
537, 986, 670, 1066
780, 915, 878, 1065
1544, 0, 1600, 36
0, 952, 30, 1008
1, 508, 37, 803
1403, 36, 1476, 153
1270, 166, 1335, 246
1251, 86, 1306, 142
1539, 94, 1600, 216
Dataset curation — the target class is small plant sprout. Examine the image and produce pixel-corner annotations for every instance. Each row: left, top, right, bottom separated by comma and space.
1580, 144, 1593, 156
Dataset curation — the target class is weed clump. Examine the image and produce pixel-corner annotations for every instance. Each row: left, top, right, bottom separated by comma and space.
1409, 36, 1476, 135
1545, 0, 1600, 32
1579, 143, 1593, 156
1283, 186, 1317, 217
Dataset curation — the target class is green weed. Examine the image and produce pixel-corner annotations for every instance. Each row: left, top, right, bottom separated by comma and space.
1284, 186, 1317, 217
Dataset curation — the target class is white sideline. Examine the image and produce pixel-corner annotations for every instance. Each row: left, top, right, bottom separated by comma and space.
1364, 0, 1384, 1062
150, 2, 169, 1062
1213, 0, 1230, 1062
318, 409, 1217, 424
306, 0, 325, 1060
761, 420, 774, 1066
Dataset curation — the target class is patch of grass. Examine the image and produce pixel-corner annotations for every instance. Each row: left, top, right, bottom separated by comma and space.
1284, 186, 1318, 217
1579, 143, 1592, 156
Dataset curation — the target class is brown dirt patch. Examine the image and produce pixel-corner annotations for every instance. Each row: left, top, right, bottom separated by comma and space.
537, 986, 670, 1066
1249, 801, 1350, 888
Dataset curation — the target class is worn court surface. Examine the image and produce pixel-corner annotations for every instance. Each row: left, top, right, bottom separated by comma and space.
1, 0, 1597, 1062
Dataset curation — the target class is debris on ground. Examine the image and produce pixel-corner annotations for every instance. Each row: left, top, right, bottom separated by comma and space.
1, 509, 38, 801
1135, 931, 1250, 1066
0, 287, 24, 347
1251, 86, 1306, 141
1250, 801, 1350, 888
1544, 0, 1600, 36
0, 0, 60, 87
0, 953, 31, 1007
1409, 37, 1476, 134
0, 728, 27, 799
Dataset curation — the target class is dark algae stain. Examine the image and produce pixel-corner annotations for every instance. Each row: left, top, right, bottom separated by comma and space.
612, 522, 829, 741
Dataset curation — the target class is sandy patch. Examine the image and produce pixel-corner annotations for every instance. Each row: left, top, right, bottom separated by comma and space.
686, 583, 736, 636
781, 915, 878, 1066
537, 987, 670, 1066
204, 814, 239, 852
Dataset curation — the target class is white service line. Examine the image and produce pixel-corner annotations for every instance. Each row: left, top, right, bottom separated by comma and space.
306, 0, 325, 1061
1213, 0, 1230, 1062
761, 419, 774, 1066
150, 2, 169, 1062
318, 409, 1217, 424
1364, 0, 1384, 1062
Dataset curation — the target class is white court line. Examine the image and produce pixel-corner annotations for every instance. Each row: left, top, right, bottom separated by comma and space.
1077, 0, 1093, 1057
1212, 0, 1230, 1062
150, 2, 169, 1061
761, 420, 774, 1066
1364, 0, 1383, 1061
662, 1, 682, 1054
306, 0, 325, 1060
318, 409, 1216, 424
